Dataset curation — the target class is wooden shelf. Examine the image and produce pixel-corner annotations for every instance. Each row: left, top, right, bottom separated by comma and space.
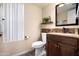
41, 22, 53, 24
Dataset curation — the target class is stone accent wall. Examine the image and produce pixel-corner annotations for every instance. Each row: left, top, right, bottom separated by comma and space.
41, 28, 76, 34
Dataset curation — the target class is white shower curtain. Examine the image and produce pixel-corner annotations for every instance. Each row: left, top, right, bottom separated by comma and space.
2, 3, 24, 42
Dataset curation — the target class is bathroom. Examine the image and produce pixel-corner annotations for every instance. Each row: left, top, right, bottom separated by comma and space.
0, 3, 79, 56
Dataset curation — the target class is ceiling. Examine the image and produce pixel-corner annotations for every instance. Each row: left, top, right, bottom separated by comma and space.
32, 3, 50, 8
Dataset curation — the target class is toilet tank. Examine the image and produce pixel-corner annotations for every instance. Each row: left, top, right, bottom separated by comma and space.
41, 33, 47, 43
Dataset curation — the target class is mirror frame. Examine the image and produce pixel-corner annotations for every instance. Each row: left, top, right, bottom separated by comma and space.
55, 3, 78, 26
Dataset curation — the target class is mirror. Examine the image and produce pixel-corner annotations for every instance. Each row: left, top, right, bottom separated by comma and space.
56, 3, 78, 26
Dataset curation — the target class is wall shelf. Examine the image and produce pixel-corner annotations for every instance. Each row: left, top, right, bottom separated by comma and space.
41, 22, 53, 24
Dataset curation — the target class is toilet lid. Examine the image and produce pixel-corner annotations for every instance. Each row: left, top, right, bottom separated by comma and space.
32, 41, 45, 48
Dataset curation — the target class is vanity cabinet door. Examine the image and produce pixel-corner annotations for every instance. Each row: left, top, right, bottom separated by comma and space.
46, 40, 60, 56
59, 43, 77, 56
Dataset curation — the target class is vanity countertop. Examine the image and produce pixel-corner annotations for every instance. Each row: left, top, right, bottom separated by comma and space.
47, 33, 79, 38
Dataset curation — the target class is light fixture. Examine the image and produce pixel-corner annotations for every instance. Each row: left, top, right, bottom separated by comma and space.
58, 3, 64, 7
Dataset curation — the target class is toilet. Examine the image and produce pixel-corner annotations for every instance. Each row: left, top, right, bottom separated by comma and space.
32, 33, 47, 56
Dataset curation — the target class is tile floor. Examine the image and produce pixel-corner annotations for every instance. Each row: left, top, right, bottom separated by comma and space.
20, 49, 46, 56
20, 50, 35, 56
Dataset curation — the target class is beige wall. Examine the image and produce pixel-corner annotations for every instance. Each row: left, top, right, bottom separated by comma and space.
24, 3, 42, 50
42, 4, 52, 18
0, 3, 42, 56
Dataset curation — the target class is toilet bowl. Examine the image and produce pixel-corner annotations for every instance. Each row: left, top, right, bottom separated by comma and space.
32, 41, 45, 48
32, 33, 46, 56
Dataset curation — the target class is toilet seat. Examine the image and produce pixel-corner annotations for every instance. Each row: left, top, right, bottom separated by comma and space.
32, 41, 45, 48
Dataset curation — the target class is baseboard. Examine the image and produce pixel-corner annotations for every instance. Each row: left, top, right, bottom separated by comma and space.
12, 49, 34, 56
0, 53, 10, 56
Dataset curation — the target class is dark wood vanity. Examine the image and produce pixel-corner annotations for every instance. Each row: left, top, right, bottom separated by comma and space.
46, 33, 79, 56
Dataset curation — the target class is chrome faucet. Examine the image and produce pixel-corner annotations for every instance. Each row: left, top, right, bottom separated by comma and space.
63, 27, 68, 33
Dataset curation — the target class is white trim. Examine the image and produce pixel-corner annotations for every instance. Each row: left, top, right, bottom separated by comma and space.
11, 49, 34, 56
